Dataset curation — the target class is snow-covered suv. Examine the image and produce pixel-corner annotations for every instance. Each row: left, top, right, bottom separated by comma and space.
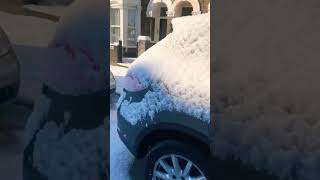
117, 14, 211, 179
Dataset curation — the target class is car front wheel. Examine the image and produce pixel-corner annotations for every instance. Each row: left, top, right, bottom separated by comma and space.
145, 140, 210, 180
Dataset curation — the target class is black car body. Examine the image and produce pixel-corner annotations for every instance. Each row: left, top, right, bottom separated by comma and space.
117, 88, 212, 159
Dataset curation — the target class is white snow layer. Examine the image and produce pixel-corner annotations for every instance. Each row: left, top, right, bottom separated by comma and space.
33, 122, 107, 180
110, 108, 134, 180
26, 96, 107, 180
120, 13, 210, 125
110, 65, 128, 94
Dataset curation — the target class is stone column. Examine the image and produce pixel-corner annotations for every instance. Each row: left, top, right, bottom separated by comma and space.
137, 36, 152, 56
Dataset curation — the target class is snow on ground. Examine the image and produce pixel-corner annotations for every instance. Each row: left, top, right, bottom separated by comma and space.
110, 107, 135, 180
33, 121, 107, 180
110, 64, 144, 180
122, 57, 136, 64
110, 65, 128, 94
24, 5, 67, 17
117, 62, 132, 68
120, 13, 210, 125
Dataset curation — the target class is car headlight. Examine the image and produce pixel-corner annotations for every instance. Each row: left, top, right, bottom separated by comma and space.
123, 74, 147, 92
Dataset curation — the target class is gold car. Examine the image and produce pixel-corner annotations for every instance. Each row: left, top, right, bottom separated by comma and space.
0, 26, 19, 103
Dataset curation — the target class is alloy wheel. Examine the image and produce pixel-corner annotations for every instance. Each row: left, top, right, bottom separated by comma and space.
152, 154, 207, 180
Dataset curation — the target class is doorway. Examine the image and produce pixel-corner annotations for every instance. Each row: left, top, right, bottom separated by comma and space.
181, 7, 193, 16
159, 18, 167, 41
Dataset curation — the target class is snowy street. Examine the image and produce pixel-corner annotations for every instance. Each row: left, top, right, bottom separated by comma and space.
110, 65, 145, 180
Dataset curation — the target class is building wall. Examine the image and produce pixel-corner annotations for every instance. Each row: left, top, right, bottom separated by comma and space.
199, 0, 209, 13
141, 0, 209, 37
110, 0, 141, 48
137, 0, 210, 57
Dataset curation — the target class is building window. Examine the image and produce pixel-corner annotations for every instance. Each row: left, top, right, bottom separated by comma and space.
127, 8, 137, 47
111, 8, 120, 44
181, 7, 193, 16
160, 7, 167, 17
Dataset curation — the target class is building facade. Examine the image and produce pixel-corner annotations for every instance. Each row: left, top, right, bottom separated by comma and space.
110, 0, 141, 56
143, 0, 210, 42
110, 0, 210, 60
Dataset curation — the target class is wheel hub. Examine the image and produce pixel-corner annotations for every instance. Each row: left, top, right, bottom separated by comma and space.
152, 154, 207, 180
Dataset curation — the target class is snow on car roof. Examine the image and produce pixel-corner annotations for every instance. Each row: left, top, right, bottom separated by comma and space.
120, 13, 210, 125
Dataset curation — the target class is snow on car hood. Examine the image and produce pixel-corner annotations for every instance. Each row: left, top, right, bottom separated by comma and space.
120, 13, 210, 125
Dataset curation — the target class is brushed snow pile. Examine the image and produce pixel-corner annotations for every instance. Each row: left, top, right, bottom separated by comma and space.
212, 1, 320, 179
33, 122, 107, 180
25, 95, 108, 180
120, 13, 210, 125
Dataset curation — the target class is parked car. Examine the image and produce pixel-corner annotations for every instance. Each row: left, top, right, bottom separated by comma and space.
117, 14, 280, 180
117, 14, 211, 180
0, 26, 20, 104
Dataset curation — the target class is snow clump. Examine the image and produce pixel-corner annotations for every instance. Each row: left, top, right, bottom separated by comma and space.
32, 122, 107, 180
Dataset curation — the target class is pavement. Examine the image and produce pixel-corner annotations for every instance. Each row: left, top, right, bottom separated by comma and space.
110, 64, 146, 180
110, 94, 145, 180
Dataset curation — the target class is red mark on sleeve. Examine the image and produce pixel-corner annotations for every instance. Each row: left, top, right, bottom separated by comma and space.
52, 43, 76, 60
51, 42, 101, 73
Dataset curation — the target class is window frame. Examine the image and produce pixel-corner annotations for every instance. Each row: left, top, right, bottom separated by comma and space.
127, 7, 138, 47
110, 8, 121, 45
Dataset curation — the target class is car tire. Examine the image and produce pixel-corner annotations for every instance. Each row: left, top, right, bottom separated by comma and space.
145, 140, 210, 180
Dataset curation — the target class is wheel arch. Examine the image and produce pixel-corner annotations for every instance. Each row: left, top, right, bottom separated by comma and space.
136, 124, 211, 159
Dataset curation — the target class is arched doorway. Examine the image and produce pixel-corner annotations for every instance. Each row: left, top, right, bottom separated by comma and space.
174, 1, 193, 16
147, 0, 171, 42
171, 0, 201, 17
